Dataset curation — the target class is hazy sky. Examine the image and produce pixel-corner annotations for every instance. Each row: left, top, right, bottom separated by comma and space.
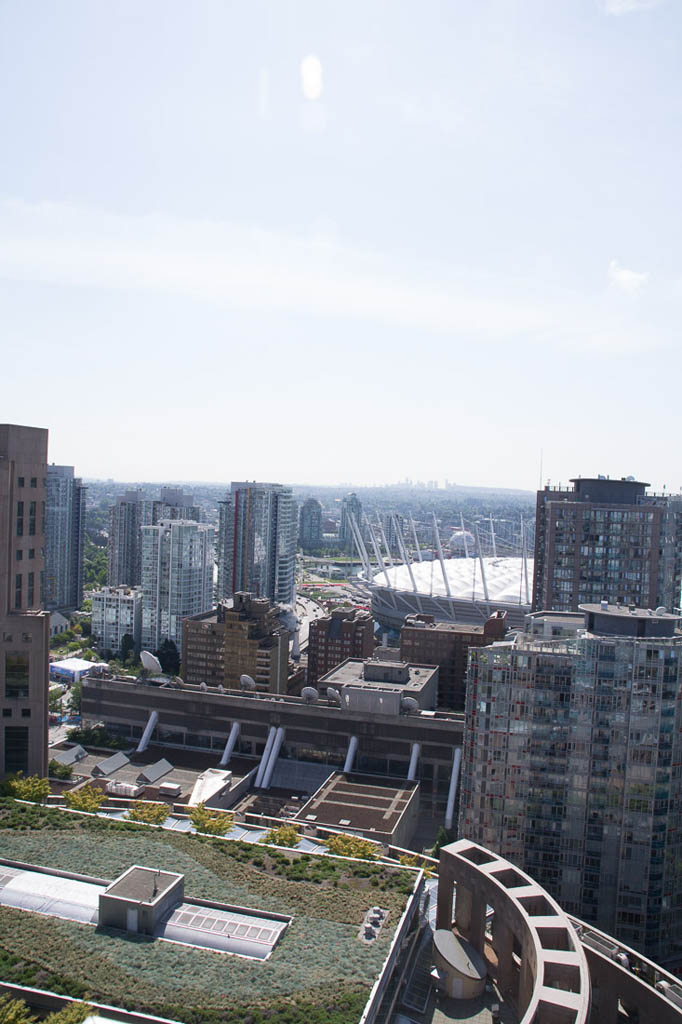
2, 0, 681, 490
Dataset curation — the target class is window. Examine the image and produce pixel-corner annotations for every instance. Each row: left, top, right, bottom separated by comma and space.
21, 708, 31, 718
17, 476, 24, 488
16, 501, 23, 537
14, 574, 21, 610
5, 652, 29, 699
28, 549, 34, 559
27, 572, 34, 607
30, 477, 37, 488
2, 709, 10, 718
28, 501, 36, 536
4, 726, 29, 775
15, 550, 22, 562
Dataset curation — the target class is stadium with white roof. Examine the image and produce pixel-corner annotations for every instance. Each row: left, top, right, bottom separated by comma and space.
345, 510, 533, 631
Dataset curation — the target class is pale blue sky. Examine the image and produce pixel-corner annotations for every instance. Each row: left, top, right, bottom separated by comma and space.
1, 0, 681, 489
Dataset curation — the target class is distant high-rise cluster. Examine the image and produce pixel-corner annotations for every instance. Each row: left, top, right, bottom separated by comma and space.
44, 464, 87, 613
108, 487, 201, 588
216, 482, 296, 605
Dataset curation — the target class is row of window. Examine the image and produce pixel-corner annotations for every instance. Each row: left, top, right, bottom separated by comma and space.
14, 572, 36, 609
16, 477, 39, 488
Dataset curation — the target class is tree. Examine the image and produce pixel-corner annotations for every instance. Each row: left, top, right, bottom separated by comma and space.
262, 824, 301, 848
129, 801, 169, 825
431, 825, 452, 858
12, 774, 50, 803
119, 632, 135, 663
323, 833, 380, 859
0, 993, 37, 1024
156, 638, 180, 675
188, 803, 233, 836
64, 784, 106, 813
49, 686, 62, 712
69, 680, 82, 714
45, 1005, 92, 1024
49, 759, 73, 780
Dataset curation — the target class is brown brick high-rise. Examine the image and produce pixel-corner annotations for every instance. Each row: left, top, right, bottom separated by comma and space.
307, 608, 375, 685
0, 424, 50, 779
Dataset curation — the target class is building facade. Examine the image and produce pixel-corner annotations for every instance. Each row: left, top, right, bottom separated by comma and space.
0, 424, 50, 779
400, 610, 507, 710
532, 476, 682, 613
140, 520, 214, 655
339, 491, 362, 549
298, 497, 323, 551
90, 585, 143, 656
215, 483, 296, 605
108, 489, 201, 588
44, 464, 86, 612
459, 603, 682, 964
182, 592, 289, 693
307, 607, 375, 684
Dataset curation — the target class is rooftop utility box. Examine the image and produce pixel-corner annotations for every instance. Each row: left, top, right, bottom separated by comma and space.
99, 865, 184, 935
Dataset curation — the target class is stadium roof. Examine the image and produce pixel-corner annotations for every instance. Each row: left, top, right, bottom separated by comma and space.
372, 556, 533, 606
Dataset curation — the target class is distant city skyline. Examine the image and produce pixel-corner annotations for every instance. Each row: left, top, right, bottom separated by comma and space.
2, 1, 681, 489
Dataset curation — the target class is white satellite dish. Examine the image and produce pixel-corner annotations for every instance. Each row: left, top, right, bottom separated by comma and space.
240, 674, 256, 691
326, 686, 341, 705
140, 650, 163, 674
401, 696, 419, 714
301, 686, 318, 704
217, 684, 225, 694
199, 682, 207, 691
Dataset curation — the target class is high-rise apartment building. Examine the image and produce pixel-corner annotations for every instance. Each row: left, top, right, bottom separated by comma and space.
216, 483, 296, 604
399, 610, 507, 710
298, 497, 323, 551
44, 464, 86, 612
90, 585, 143, 656
307, 608, 375, 684
532, 476, 682, 613
0, 425, 50, 779
182, 592, 289, 692
459, 602, 682, 963
140, 520, 214, 655
108, 489, 201, 587
339, 492, 362, 549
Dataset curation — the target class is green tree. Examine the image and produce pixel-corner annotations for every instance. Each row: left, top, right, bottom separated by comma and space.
262, 824, 301, 847
0, 993, 37, 1024
69, 680, 82, 713
431, 825, 452, 858
12, 774, 50, 803
45, 1004, 92, 1024
49, 686, 63, 712
188, 803, 233, 835
119, 632, 135, 663
156, 638, 180, 675
323, 833, 380, 859
64, 784, 106, 813
128, 801, 170, 825
49, 759, 73, 780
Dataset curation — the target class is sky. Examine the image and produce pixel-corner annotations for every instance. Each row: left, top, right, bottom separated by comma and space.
1, 0, 681, 491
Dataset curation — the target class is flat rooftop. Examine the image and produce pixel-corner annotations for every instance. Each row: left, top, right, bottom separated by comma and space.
296, 772, 418, 835
320, 657, 436, 694
104, 866, 180, 903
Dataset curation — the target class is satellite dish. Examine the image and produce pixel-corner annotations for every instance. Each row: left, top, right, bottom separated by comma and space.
301, 686, 318, 704
401, 696, 419, 714
240, 674, 256, 691
175, 676, 184, 686
217, 683, 225, 694
655, 606, 668, 616
326, 686, 341, 705
199, 682, 207, 691
140, 651, 163, 674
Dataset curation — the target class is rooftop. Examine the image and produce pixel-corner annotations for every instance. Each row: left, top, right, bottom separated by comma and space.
104, 865, 181, 903
295, 772, 419, 837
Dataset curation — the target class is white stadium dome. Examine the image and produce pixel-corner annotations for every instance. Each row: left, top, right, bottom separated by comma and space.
370, 555, 533, 630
